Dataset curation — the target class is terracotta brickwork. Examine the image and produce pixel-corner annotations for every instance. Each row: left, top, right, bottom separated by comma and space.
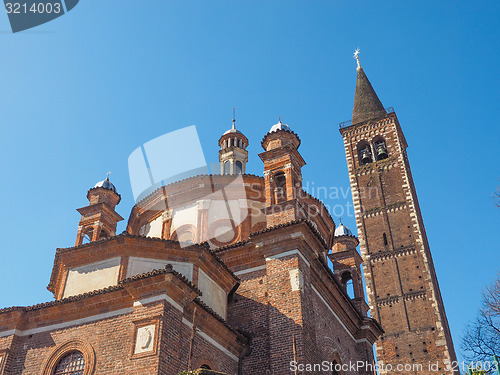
0, 267, 245, 375
340, 112, 458, 374
2, 106, 456, 375
221, 221, 382, 375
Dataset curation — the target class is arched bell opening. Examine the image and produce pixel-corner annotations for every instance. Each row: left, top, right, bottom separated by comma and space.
357, 140, 373, 165
373, 135, 388, 160
330, 353, 344, 375
98, 230, 108, 240
340, 271, 355, 299
331, 360, 342, 375
235, 160, 243, 174
223, 161, 231, 175
81, 227, 94, 245
273, 171, 287, 204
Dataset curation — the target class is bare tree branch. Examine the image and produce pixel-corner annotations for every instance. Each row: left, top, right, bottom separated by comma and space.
462, 274, 500, 362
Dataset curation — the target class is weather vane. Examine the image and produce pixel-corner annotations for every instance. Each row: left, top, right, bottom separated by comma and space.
106, 171, 111, 180
353, 47, 361, 70
232, 107, 236, 129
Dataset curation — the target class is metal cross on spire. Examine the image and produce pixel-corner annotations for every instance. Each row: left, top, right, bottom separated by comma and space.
353, 47, 361, 70
106, 171, 111, 180
232, 107, 236, 129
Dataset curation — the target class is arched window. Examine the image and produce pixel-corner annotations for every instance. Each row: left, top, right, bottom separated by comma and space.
53, 351, 85, 375
274, 172, 287, 203
81, 228, 93, 244
341, 272, 355, 299
383, 232, 388, 246
373, 136, 388, 160
235, 161, 243, 174
223, 161, 231, 175
357, 141, 373, 165
171, 224, 197, 245
345, 279, 355, 299
200, 364, 212, 369
178, 231, 193, 244
331, 360, 340, 375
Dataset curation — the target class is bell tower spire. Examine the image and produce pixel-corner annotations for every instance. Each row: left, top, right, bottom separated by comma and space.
351, 48, 387, 126
218, 108, 249, 175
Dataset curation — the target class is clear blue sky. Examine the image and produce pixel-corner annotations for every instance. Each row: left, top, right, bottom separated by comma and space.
0, 0, 498, 364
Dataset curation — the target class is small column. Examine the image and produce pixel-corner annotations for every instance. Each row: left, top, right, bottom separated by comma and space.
161, 210, 173, 240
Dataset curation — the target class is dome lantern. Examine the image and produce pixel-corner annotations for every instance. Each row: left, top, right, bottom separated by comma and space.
218, 108, 248, 175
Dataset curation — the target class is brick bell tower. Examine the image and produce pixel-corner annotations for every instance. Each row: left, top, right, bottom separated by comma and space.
339, 55, 458, 374
259, 119, 306, 227
75, 175, 123, 246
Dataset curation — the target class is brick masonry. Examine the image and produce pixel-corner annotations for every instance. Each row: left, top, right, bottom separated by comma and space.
0, 122, 393, 375
340, 112, 459, 374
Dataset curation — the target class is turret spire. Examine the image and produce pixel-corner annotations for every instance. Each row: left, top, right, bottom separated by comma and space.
218, 109, 248, 175
232, 106, 236, 130
351, 49, 387, 125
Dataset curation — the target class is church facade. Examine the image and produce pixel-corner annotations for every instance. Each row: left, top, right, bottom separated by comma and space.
0, 61, 456, 375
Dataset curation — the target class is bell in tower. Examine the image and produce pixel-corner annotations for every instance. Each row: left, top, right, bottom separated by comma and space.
360, 146, 373, 164
218, 109, 248, 175
374, 139, 388, 160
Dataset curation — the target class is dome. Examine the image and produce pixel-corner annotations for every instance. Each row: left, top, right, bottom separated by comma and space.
94, 177, 117, 193
269, 120, 291, 133
223, 128, 243, 135
223, 118, 244, 136
334, 222, 353, 237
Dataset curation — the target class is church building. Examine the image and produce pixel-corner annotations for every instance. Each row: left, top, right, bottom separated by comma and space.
0, 58, 457, 375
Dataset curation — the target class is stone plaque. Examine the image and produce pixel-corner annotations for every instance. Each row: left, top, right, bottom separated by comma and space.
134, 324, 156, 354
289, 269, 304, 291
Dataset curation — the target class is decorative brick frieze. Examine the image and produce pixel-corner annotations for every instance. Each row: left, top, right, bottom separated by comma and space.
369, 245, 417, 262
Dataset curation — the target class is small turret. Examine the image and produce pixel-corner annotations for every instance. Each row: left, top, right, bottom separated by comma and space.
218, 110, 248, 175
329, 220, 369, 316
75, 175, 123, 246
259, 118, 306, 227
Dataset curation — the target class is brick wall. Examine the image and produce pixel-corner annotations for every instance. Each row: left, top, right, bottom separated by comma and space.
340, 113, 458, 374
224, 224, 380, 375
0, 293, 240, 375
